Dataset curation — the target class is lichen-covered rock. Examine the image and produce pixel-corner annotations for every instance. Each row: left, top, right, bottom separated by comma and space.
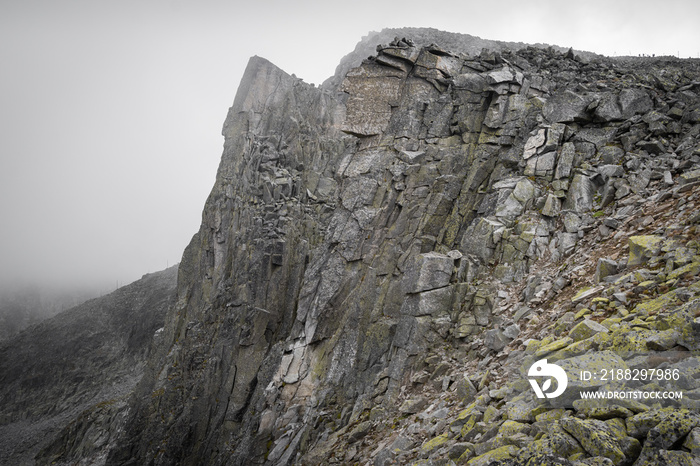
667, 261, 700, 281
517, 425, 583, 462
421, 433, 449, 453
633, 449, 694, 466
682, 426, 700, 456
560, 418, 626, 463
568, 319, 609, 342
551, 351, 629, 407
467, 444, 518, 465
635, 410, 700, 463
628, 235, 664, 266
573, 398, 646, 420
626, 408, 676, 439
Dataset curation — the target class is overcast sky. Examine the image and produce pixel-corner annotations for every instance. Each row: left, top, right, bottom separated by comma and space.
1, 0, 698, 293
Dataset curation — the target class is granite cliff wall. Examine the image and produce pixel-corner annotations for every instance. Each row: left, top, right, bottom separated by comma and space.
38, 31, 700, 466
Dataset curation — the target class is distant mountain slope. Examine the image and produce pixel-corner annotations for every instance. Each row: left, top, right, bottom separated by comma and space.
0, 265, 177, 465
0, 286, 96, 342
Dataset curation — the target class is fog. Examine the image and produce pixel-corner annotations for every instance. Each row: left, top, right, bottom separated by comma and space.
1, 0, 698, 294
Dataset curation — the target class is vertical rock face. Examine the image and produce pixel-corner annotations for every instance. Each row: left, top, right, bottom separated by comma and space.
41, 33, 700, 466
105, 56, 351, 465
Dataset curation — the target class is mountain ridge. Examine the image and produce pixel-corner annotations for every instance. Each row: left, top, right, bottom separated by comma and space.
3, 27, 700, 466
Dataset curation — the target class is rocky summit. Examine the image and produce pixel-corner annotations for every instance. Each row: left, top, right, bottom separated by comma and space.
4, 29, 700, 466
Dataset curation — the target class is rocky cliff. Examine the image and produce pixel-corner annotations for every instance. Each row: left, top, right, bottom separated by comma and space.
27, 29, 700, 466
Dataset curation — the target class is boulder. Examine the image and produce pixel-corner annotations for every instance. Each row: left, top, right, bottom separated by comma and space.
524, 129, 547, 159
635, 411, 700, 465
595, 258, 619, 283
568, 319, 609, 342
679, 169, 700, 186
484, 328, 511, 352
634, 450, 694, 466
598, 164, 625, 179
682, 427, 700, 456
454, 375, 478, 404
543, 90, 593, 123
598, 146, 625, 164
619, 88, 653, 119
552, 351, 629, 407
525, 151, 557, 177
348, 420, 372, 442
593, 92, 623, 121
467, 445, 518, 465
399, 397, 428, 414
560, 418, 626, 464
627, 236, 664, 266
541, 194, 562, 217
627, 408, 676, 439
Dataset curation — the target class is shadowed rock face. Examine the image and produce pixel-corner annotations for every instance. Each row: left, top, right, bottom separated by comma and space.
20, 29, 700, 466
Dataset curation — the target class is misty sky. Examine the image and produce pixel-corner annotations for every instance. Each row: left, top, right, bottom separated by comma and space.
1, 0, 698, 292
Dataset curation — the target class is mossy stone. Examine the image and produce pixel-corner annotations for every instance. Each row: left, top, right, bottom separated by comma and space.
574, 308, 592, 320
628, 235, 664, 266
626, 407, 676, 439
421, 432, 449, 453
560, 417, 625, 463
568, 319, 609, 342
498, 420, 530, 437
466, 444, 518, 465
535, 336, 574, 356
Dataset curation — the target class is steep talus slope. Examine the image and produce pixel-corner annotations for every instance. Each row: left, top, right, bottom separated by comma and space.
40, 33, 700, 466
0, 265, 177, 465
